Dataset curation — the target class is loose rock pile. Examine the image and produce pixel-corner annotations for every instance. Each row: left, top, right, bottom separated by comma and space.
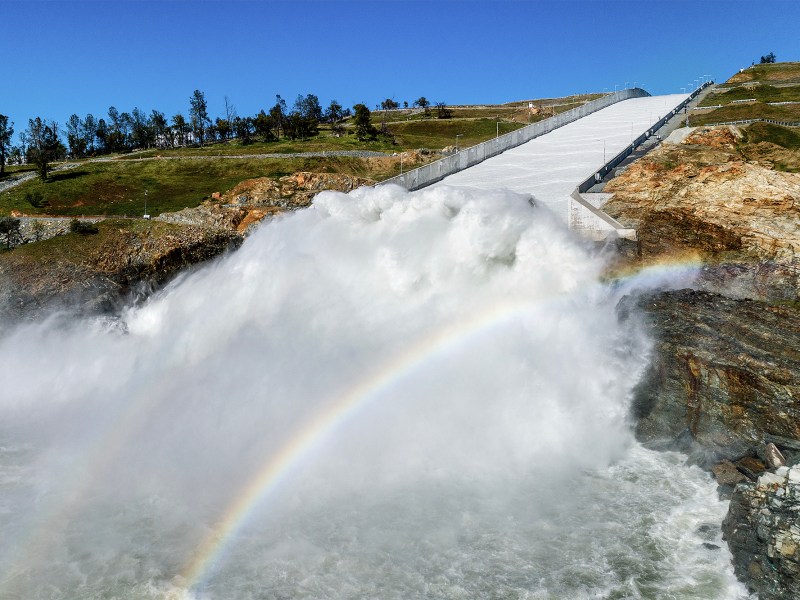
724, 465, 800, 599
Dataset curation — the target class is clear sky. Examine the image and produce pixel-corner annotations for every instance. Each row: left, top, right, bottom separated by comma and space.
1, 0, 798, 142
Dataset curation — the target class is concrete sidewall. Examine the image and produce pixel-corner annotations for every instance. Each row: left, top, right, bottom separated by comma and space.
382, 89, 651, 191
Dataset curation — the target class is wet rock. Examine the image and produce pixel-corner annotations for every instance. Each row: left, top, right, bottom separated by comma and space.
712, 460, 747, 486
723, 466, 800, 599
627, 289, 800, 449
760, 442, 787, 470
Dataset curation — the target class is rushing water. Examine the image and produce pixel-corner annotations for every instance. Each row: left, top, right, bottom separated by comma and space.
0, 185, 750, 599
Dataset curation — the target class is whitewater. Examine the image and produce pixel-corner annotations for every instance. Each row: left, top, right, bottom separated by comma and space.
0, 97, 752, 599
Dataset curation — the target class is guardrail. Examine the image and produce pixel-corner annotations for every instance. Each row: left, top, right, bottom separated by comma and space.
697, 118, 800, 128
575, 80, 714, 194
380, 88, 651, 191
568, 80, 715, 241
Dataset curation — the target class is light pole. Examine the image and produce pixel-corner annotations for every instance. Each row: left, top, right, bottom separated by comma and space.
400, 153, 403, 175
455, 134, 462, 152
596, 139, 606, 163
496, 118, 500, 139
624, 81, 629, 89
143, 189, 149, 219
614, 84, 618, 92
681, 87, 686, 94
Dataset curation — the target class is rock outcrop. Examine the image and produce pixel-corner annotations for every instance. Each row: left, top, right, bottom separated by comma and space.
0, 220, 240, 325
605, 128, 800, 302
626, 289, 800, 453
723, 466, 800, 599
158, 171, 376, 231
607, 123, 800, 595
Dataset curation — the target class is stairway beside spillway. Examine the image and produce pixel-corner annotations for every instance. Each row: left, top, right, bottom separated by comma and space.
382, 84, 712, 241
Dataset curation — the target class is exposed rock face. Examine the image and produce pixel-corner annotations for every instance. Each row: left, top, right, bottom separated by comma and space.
608, 122, 800, 595
605, 127, 800, 302
626, 289, 800, 453
723, 466, 800, 600
158, 171, 376, 232
223, 172, 375, 210
0, 220, 240, 325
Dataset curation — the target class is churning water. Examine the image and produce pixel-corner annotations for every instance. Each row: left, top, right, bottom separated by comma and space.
0, 185, 750, 599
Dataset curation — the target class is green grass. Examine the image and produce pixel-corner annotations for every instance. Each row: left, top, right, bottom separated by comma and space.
122, 128, 401, 159
688, 102, 800, 126
0, 94, 609, 217
741, 122, 800, 149
387, 118, 526, 149
0, 164, 37, 181
1, 218, 188, 262
0, 156, 397, 217
700, 84, 800, 107
727, 62, 800, 84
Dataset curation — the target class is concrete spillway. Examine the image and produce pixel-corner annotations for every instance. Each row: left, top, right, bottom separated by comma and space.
432, 94, 688, 225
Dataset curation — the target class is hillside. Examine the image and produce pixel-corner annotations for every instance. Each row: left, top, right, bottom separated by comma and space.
691, 61, 800, 126
0, 94, 602, 220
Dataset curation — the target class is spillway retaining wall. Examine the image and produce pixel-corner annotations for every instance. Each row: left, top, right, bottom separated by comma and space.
575, 81, 714, 194
380, 88, 651, 191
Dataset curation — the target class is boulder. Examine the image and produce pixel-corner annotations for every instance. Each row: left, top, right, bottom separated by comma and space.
723, 466, 800, 599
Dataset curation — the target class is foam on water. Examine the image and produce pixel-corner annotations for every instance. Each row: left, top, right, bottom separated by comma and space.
0, 184, 751, 598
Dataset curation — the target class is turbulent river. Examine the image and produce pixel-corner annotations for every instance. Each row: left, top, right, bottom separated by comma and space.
0, 185, 751, 599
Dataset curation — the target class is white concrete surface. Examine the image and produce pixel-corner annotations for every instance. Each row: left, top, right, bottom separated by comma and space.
432, 94, 688, 221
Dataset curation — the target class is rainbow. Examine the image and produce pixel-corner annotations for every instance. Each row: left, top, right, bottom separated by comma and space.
179, 295, 549, 589
179, 255, 704, 590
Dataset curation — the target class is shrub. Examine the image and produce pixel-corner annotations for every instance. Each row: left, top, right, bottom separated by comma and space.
69, 219, 99, 235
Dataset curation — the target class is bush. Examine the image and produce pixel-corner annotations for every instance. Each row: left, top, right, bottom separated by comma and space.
69, 219, 99, 235
25, 191, 49, 208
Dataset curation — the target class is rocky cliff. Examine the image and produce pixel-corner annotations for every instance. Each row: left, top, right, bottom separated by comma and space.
606, 123, 800, 596
723, 466, 800, 600
0, 219, 240, 326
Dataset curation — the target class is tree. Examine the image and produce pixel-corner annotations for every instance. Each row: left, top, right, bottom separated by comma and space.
8, 146, 22, 165
215, 117, 231, 142
269, 95, 288, 139
414, 97, 430, 114
26, 117, 62, 181
233, 116, 254, 144
253, 110, 275, 141
381, 98, 399, 110
760, 52, 777, 64
130, 107, 153, 149
0, 217, 22, 248
294, 94, 322, 122
189, 89, 210, 146
436, 102, 452, 119
353, 104, 376, 141
0, 114, 13, 175
83, 113, 97, 154
150, 110, 168, 148
66, 114, 87, 158
324, 100, 343, 124
172, 113, 189, 147
95, 118, 109, 153
224, 96, 237, 126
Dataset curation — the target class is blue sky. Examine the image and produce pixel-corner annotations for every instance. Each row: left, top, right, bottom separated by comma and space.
1, 0, 797, 142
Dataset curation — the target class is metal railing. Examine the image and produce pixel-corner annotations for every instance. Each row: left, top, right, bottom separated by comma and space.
576, 80, 714, 194
380, 88, 651, 191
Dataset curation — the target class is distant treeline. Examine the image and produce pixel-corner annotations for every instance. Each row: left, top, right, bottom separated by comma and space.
0, 93, 444, 181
